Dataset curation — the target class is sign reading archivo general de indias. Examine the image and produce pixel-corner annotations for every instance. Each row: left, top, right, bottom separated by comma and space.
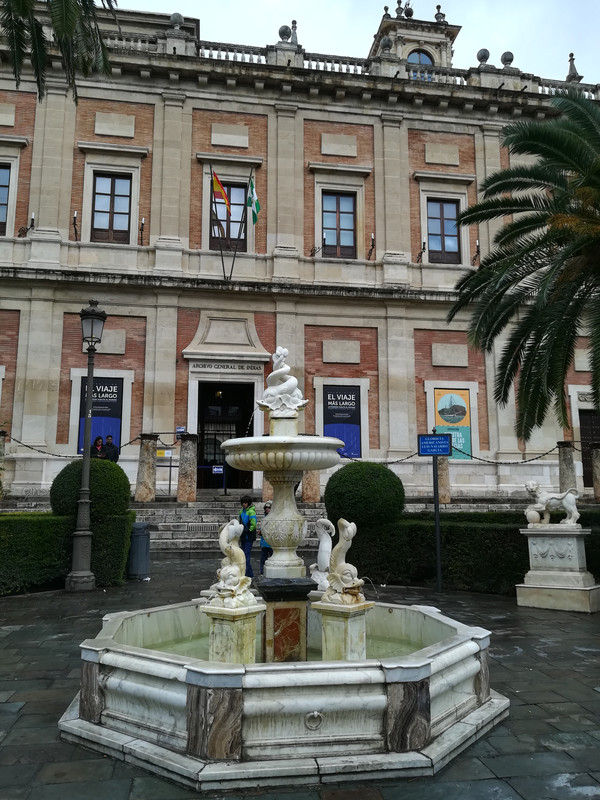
190, 361, 262, 372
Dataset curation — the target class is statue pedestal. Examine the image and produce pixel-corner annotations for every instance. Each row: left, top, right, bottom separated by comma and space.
202, 603, 265, 663
312, 600, 375, 661
516, 526, 600, 613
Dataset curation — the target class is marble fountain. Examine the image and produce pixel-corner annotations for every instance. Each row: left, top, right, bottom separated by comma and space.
59, 347, 508, 793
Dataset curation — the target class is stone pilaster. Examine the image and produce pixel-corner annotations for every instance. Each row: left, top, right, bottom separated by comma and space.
154, 91, 188, 270
134, 433, 158, 502
177, 432, 197, 502
558, 441, 577, 492
272, 104, 300, 279
28, 80, 76, 241
19, 293, 55, 446
381, 114, 407, 254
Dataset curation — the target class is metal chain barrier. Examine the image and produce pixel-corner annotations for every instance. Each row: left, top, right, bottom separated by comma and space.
4, 433, 141, 459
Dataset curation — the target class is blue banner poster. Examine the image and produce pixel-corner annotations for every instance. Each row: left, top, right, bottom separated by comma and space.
78, 377, 124, 454
323, 385, 361, 458
434, 388, 472, 460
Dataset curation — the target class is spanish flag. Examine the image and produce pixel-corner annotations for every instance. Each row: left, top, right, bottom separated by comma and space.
212, 171, 231, 215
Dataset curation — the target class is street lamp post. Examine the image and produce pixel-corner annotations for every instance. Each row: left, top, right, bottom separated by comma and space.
65, 300, 107, 592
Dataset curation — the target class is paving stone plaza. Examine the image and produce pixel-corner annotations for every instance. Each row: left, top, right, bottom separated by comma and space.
1, 554, 599, 800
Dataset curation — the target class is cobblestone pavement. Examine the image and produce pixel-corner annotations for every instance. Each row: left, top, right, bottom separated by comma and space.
1, 555, 599, 799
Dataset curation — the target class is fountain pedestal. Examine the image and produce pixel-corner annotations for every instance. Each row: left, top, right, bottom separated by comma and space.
203, 603, 265, 663
256, 578, 314, 662
312, 600, 375, 661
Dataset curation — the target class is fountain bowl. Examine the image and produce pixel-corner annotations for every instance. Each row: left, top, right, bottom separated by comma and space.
59, 597, 508, 792
222, 435, 344, 473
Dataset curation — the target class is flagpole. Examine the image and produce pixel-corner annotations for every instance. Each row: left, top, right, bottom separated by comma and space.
228, 166, 253, 281
210, 165, 227, 282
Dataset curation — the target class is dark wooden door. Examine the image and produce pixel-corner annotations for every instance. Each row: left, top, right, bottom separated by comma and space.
579, 410, 600, 487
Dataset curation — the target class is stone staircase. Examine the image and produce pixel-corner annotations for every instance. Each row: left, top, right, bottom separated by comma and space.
132, 497, 328, 554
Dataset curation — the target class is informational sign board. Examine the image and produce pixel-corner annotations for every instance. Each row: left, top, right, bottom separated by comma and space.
417, 434, 452, 457
323, 385, 361, 458
78, 377, 123, 454
176, 426, 186, 440
212, 465, 224, 475
434, 388, 472, 459
157, 450, 172, 458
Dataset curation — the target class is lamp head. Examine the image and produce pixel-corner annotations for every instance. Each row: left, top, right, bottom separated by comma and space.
80, 299, 107, 345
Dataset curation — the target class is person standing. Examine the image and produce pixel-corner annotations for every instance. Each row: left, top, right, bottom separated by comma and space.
90, 436, 105, 458
238, 495, 257, 578
104, 435, 119, 463
259, 500, 273, 574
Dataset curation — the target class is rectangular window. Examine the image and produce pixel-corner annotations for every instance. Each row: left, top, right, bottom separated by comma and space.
427, 199, 460, 264
91, 172, 132, 243
209, 183, 247, 252
0, 165, 10, 236
322, 192, 356, 259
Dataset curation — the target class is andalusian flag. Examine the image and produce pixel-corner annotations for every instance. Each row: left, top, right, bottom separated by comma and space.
212, 171, 231, 215
247, 177, 260, 224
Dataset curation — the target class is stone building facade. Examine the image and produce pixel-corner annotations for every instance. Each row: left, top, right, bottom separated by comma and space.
0, 4, 598, 497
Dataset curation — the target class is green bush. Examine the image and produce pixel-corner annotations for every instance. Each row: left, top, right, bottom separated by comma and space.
50, 459, 131, 520
0, 513, 71, 594
345, 513, 600, 596
324, 462, 405, 530
49, 459, 134, 587
91, 510, 135, 586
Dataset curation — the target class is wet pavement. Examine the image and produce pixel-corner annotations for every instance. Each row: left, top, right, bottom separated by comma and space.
1, 554, 599, 799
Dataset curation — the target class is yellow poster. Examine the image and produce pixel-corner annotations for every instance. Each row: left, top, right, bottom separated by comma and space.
434, 389, 471, 427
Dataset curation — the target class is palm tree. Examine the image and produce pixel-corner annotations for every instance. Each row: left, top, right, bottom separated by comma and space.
1, 0, 116, 100
448, 91, 600, 441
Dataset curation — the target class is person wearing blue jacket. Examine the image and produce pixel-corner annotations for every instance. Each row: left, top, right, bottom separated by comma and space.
238, 495, 257, 578
259, 500, 273, 574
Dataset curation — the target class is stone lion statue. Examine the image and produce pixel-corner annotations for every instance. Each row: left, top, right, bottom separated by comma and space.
524, 480, 580, 526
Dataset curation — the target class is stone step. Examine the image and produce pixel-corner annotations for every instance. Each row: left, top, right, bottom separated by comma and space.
150, 538, 319, 552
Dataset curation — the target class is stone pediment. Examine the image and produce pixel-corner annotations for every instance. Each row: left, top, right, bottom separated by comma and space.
182, 311, 270, 362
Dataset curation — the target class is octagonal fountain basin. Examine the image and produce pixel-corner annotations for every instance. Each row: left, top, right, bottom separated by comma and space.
222, 434, 344, 472
59, 598, 508, 793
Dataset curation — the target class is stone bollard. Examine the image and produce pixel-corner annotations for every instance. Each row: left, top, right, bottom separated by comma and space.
0, 430, 6, 499
301, 469, 321, 503
134, 434, 159, 502
177, 433, 198, 503
437, 456, 451, 505
592, 443, 600, 504
558, 441, 577, 492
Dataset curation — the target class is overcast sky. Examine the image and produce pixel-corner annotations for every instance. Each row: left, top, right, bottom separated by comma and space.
120, 0, 596, 83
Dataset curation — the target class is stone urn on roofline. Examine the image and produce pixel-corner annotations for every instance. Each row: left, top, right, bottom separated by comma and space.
221, 346, 343, 579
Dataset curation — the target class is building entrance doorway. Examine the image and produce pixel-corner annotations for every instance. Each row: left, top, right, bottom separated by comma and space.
580, 410, 600, 488
197, 381, 254, 490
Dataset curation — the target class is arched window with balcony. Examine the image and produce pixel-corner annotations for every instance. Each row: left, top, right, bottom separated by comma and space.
407, 49, 434, 81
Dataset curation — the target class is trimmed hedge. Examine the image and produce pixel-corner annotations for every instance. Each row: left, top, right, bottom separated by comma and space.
91, 510, 136, 586
347, 513, 600, 596
0, 512, 71, 594
50, 459, 131, 520
324, 462, 405, 530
